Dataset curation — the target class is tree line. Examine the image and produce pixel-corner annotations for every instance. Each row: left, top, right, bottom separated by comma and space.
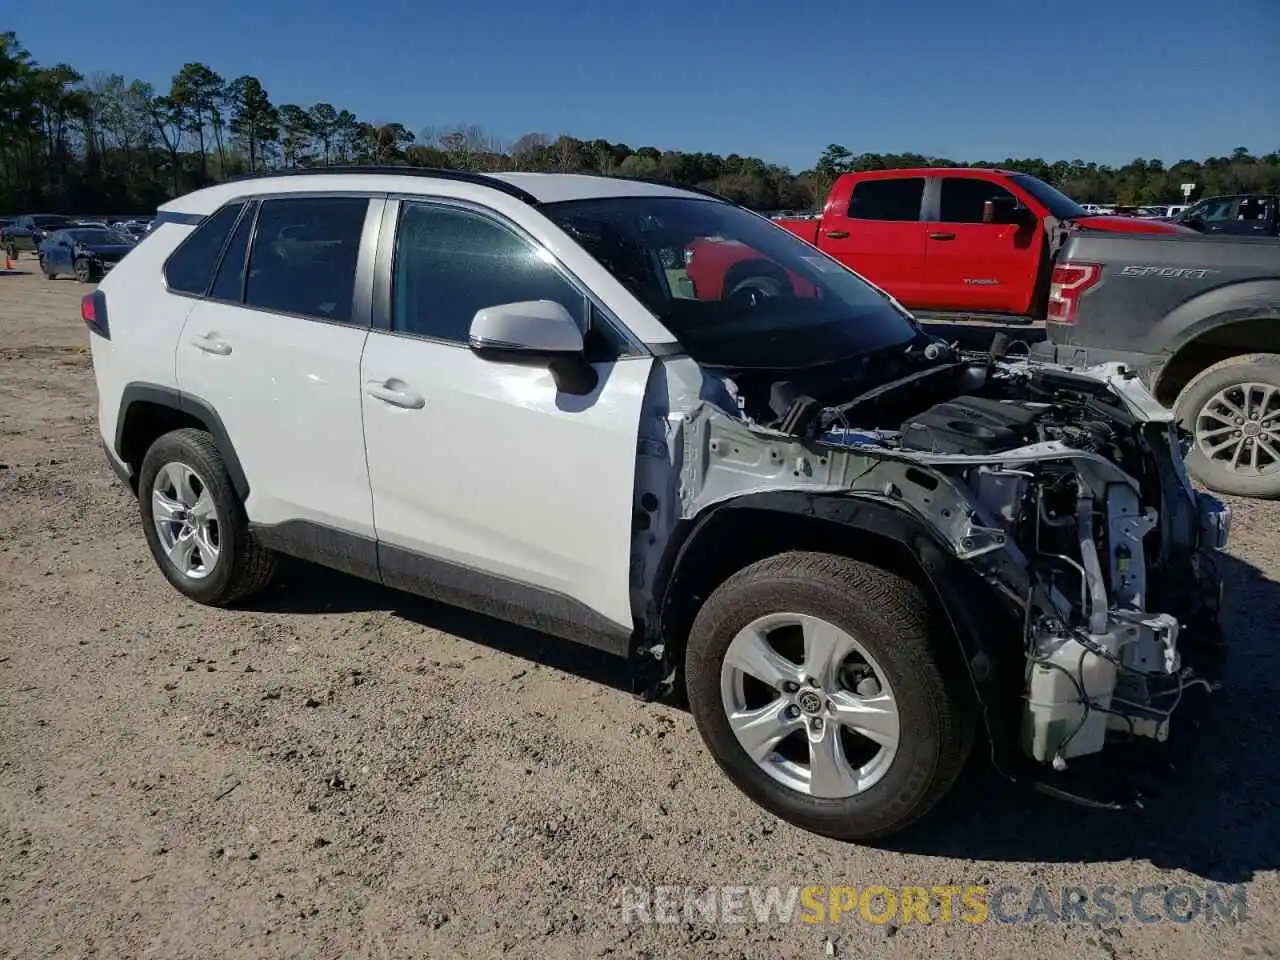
2, 30, 1278, 216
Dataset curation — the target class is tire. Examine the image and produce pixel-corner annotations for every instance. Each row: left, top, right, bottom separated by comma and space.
40, 257, 56, 280
73, 256, 96, 283
684, 551, 972, 842
1175, 353, 1280, 499
138, 428, 276, 606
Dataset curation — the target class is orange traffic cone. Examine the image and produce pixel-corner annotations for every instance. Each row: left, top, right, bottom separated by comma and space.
3, 252, 11, 271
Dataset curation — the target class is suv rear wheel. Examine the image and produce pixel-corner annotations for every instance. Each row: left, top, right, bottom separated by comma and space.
684, 551, 971, 841
138, 428, 276, 605
1176, 353, 1280, 499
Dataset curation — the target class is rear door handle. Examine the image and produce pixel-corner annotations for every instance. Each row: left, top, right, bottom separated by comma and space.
824, 230, 850, 239
928, 232, 957, 241
365, 379, 425, 409
190, 333, 232, 355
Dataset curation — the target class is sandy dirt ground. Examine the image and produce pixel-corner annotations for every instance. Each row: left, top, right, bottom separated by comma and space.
1, 264, 1278, 960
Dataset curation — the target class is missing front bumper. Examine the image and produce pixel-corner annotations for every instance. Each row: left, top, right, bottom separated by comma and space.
1199, 493, 1231, 551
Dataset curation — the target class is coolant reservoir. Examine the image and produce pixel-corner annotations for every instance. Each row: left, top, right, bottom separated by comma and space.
1023, 630, 1122, 763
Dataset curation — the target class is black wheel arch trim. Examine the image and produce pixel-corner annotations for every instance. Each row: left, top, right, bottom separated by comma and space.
115, 382, 250, 500
655, 490, 1025, 769
1153, 280, 1280, 356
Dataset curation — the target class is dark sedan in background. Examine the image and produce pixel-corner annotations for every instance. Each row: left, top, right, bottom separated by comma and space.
3, 214, 78, 259
38, 228, 136, 282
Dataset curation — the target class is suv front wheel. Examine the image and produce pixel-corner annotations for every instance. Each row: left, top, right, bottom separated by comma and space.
138, 428, 276, 605
685, 552, 971, 841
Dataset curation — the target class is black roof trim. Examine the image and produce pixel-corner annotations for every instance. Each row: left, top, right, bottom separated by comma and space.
223, 166, 541, 205
604, 175, 732, 203
153, 210, 205, 228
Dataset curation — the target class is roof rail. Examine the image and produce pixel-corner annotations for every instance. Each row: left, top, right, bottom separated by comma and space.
223, 165, 541, 205
604, 175, 733, 203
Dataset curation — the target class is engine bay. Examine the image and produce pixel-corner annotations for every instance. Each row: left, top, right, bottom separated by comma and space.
694, 337, 1231, 777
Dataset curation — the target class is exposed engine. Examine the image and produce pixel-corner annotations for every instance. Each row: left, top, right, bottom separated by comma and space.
708, 340, 1231, 773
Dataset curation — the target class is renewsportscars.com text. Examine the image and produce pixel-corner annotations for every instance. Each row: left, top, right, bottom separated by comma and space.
621, 883, 1249, 926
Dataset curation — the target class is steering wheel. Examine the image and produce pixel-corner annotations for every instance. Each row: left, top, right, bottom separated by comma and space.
725, 274, 789, 310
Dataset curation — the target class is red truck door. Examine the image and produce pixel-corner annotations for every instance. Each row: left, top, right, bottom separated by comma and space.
816, 175, 928, 306
919, 175, 1043, 315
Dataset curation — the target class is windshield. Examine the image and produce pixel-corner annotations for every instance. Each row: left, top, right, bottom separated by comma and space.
1009, 174, 1087, 220
66, 229, 122, 244
541, 196, 918, 369
33, 216, 73, 227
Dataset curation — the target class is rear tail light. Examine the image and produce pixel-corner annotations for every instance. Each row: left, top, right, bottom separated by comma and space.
81, 290, 109, 339
1046, 261, 1102, 325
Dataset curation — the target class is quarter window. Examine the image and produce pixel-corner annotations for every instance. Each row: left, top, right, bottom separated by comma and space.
938, 179, 1020, 223
392, 202, 586, 344
164, 202, 244, 295
243, 197, 368, 323
847, 178, 924, 221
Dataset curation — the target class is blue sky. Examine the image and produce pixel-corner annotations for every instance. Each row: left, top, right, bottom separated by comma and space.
8, 0, 1279, 172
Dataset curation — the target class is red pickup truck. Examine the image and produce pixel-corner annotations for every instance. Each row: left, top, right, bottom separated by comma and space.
687, 168, 1193, 323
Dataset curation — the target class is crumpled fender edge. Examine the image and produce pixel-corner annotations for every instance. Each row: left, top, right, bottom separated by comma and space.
657, 490, 1026, 775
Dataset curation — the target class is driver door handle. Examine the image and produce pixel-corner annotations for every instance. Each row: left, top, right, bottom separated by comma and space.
928, 232, 957, 241
366, 379, 425, 410
190, 333, 232, 355
824, 230, 850, 239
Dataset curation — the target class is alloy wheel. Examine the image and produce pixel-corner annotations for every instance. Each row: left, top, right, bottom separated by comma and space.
1195, 382, 1280, 477
719, 612, 901, 798
151, 461, 221, 580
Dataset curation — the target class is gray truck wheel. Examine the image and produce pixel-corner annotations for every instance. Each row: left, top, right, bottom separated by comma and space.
684, 551, 972, 841
1176, 353, 1280, 498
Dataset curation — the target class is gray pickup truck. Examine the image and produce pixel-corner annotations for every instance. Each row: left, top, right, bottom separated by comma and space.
1031, 231, 1280, 497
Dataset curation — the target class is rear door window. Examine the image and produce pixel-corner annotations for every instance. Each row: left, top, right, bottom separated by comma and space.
243, 197, 369, 324
164, 202, 245, 295
847, 179, 924, 221
1236, 198, 1267, 221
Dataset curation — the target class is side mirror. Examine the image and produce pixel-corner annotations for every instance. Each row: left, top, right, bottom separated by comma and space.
468, 300, 584, 358
469, 300, 598, 395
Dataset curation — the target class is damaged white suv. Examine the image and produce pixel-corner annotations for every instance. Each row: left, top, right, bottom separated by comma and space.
87, 168, 1231, 840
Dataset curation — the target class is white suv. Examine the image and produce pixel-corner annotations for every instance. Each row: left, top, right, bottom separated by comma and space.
88, 167, 1230, 840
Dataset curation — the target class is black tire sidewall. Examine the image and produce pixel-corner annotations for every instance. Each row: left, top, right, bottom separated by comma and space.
685, 566, 954, 840
138, 431, 248, 604
1177, 356, 1280, 498
73, 258, 92, 283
